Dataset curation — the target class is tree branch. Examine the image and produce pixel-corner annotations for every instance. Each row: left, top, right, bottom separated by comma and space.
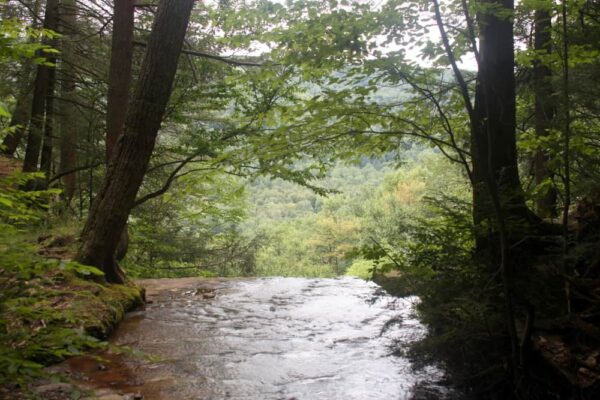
48, 161, 102, 184
133, 151, 214, 208
432, 0, 474, 120
133, 40, 264, 67
460, 0, 480, 65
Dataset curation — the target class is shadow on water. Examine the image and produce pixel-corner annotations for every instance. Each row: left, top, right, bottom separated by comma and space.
65, 277, 455, 400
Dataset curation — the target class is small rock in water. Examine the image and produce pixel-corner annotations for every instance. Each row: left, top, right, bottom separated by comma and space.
202, 292, 216, 299
195, 288, 216, 299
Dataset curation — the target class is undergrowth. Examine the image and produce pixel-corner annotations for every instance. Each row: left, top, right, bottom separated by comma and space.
0, 173, 143, 390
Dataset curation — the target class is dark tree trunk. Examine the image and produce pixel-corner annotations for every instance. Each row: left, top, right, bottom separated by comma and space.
40, 60, 56, 178
58, 0, 78, 202
471, 0, 535, 236
23, 0, 59, 173
470, 0, 526, 378
106, 0, 135, 163
106, 0, 135, 264
22, 64, 49, 172
533, 5, 558, 218
76, 0, 194, 283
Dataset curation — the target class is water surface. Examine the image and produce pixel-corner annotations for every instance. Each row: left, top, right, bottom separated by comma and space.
69, 277, 448, 399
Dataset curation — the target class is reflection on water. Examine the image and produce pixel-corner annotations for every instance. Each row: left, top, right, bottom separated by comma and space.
71, 277, 450, 400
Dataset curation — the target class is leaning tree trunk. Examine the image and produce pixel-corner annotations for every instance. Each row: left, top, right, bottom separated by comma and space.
22, 0, 59, 173
76, 0, 194, 283
533, 4, 558, 218
106, 0, 135, 163
106, 0, 136, 263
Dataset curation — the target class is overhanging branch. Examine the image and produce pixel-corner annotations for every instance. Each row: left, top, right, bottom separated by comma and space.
133, 40, 264, 67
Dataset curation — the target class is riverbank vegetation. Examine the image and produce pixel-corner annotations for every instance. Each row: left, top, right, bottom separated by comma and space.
0, 173, 143, 394
1, 0, 600, 398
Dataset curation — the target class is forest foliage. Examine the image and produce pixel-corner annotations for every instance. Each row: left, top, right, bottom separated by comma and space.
1, 0, 600, 397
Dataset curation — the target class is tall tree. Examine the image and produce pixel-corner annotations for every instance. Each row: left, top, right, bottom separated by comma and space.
76, 0, 195, 283
470, 0, 532, 230
105, 0, 135, 162
106, 0, 135, 260
22, 0, 59, 173
57, 0, 78, 202
433, 0, 536, 234
533, 2, 558, 218
0, 0, 40, 157
434, 0, 535, 378
471, 0, 522, 376
40, 47, 57, 178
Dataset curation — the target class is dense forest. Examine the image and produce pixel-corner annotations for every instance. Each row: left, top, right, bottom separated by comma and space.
1, 0, 600, 398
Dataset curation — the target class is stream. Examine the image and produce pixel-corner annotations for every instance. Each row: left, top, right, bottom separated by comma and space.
65, 277, 451, 399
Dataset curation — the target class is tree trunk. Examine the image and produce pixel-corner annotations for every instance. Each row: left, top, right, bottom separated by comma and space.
106, 0, 135, 163
76, 0, 194, 283
40, 60, 56, 178
22, 64, 49, 173
22, 0, 59, 173
471, 0, 534, 237
533, 4, 558, 218
471, 0, 524, 378
106, 0, 136, 264
1, 0, 41, 157
58, 0, 78, 203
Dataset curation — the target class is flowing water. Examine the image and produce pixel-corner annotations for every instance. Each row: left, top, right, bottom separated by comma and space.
66, 277, 450, 400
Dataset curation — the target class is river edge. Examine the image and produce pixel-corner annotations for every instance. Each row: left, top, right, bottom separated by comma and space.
10, 277, 450, 400
41, 278, 271, 400
8, 278, 245, 400
31, 277, 448, 400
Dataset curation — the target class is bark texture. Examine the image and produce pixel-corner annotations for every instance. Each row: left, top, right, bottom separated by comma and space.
106, 0, 135, 263
106, 0, 135, 163
76, 0, 195, 283
471, 0, 533, 232
58, 0, 78, 202
40, 58, 56, 178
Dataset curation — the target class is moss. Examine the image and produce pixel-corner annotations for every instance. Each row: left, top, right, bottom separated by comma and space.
0, 265, 144, 387
61, 276, 144, 338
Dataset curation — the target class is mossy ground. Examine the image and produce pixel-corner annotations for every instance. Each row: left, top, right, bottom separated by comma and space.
0, 229, 144, 395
